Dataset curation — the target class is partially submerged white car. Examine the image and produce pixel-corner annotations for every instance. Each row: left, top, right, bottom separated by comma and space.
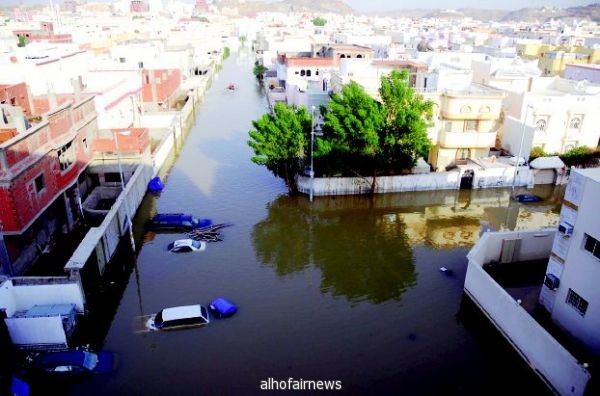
146, 304, 210, 331
167, 239, 206, 253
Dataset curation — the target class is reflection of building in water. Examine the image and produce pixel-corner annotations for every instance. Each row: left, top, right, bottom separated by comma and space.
395, 190, 561, 249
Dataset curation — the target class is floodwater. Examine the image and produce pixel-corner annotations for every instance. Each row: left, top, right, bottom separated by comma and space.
62, 51, 564, 395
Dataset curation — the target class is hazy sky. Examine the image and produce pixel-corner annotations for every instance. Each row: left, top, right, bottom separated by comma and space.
1, 0, 595, 12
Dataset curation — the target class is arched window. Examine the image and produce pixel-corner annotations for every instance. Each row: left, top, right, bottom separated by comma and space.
479, 106, 490, 113
564, 144, 575, 152
306, 70, 311, 77
569, 117, 581, 129
460, 106, 472, 113
357, 54, 363, 58
300, 70, 305, 77
535, 119, 547, 132
340, 54, 346, 58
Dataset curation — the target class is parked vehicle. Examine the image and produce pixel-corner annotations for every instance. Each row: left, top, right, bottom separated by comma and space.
25, 350, 117, 378
149, 213, 212, 230
167, 239, 206, 253
146, 305, 210, 331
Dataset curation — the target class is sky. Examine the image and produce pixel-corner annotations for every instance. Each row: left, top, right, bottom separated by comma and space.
1, 0, 595, 12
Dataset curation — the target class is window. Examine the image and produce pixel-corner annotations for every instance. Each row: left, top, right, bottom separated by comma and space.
460, 106, 472, 113
583, 233, 600, 260
306, 70, 311, 77
34, 174, 45, 194
300, 70, 305, 77
569, 116, 582, 129
82, 137, 89, 152
119, 57, 126, 63
535, 119, 547, 132
566, 289, 588, 316
138, 61, 144, 68
57, 141, 75, 171
464, 120, 477, 131
104, 173, 122, 183
445, 122, 452, 132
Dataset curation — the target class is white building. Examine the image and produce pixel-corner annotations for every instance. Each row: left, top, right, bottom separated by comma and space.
471, 56, 541, 93
539, 167, 600, 354
502, 77, 600, 155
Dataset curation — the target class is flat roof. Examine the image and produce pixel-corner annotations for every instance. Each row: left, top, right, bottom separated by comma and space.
573, 167, 600, 183
26, 304, 76, 316
161, 304, 202, 321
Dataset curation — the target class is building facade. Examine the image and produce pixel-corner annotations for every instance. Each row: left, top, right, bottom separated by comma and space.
0, 94, 98, 275
539, 168, 600, 355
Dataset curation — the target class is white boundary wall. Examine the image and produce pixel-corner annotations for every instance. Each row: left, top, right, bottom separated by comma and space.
465, 230, 591, 396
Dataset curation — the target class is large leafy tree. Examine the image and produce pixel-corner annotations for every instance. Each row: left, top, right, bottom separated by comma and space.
317, 82, 385, 170
379, 70, 434, 171
248, 103, 312, 193
253, 61, 268, 81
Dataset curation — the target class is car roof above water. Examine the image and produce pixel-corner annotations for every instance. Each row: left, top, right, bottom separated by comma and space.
153, 213, 194, 221
160, 305, 204, 321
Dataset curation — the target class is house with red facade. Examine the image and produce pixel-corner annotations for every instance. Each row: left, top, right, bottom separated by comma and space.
0, 91, 98, 275
141, 68, 181, 111
13, 22, 72, 45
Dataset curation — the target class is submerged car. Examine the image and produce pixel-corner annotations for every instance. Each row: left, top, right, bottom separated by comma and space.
514, 194, 543, 203
26, 350, 117, 378
167, 239, 206, 253
149, 213, 212, 230
146, 304, 210, 331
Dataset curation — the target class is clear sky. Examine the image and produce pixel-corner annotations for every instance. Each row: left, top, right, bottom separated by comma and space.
1, 0, 596, 11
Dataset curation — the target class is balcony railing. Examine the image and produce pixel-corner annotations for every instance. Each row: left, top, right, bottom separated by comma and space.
439, 130, 497, 149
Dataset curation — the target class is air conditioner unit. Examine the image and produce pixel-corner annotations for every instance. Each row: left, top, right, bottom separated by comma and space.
543, 273, 560, 290
558, 221, 574, 237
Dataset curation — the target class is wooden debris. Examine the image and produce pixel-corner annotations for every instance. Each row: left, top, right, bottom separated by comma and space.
187, 223, 232, 242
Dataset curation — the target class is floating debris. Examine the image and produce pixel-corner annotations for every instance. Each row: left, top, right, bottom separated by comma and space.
187, 223, 232, 242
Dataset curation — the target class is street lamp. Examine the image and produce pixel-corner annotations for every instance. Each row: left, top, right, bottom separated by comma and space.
511, 104, 534, 196
309, 106, 323, 203
113, 130, 136, 253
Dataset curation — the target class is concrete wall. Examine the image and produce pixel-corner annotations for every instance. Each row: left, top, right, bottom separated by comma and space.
298, 166, 533, 196
0, 278, 85, 316
465, 230, 591, 396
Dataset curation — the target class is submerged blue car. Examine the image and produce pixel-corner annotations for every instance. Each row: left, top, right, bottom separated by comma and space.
27, 350, 117, 377
514, 194, 543, 203
149, 213, 212, 230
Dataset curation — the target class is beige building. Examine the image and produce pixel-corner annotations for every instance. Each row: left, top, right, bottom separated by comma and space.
427, 84, 505, 171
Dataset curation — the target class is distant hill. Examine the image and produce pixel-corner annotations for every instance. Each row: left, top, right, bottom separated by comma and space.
500, 3, 600, 22
365, 3, 600, 23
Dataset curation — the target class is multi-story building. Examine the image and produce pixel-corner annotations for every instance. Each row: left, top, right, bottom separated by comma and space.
427, 84, 505, 171
502, 77, 600, 155
141, 69, 181, 111
13, 22, 72, 44
330, 59, 429, 99
0, 90, 98, 276
130, 0, 150, 13
539, 167, 600, 354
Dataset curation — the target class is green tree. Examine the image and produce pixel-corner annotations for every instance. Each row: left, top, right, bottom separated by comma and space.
253, 61, 268, 81
378, 70, 434, 171
222, 47, 230, 60
17, 35, 26, 47
312, 16, 327, 26
248, 103, 312, 193
317, 81, 385, 188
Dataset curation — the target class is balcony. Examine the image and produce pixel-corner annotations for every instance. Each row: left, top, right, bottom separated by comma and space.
439, 130, 496, 149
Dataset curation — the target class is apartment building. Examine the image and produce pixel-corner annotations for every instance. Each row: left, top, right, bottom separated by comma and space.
539, 168, 600, 354
0, 90, 98, 276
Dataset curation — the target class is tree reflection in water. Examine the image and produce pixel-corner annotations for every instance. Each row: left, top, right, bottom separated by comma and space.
252, 195, 416, 304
